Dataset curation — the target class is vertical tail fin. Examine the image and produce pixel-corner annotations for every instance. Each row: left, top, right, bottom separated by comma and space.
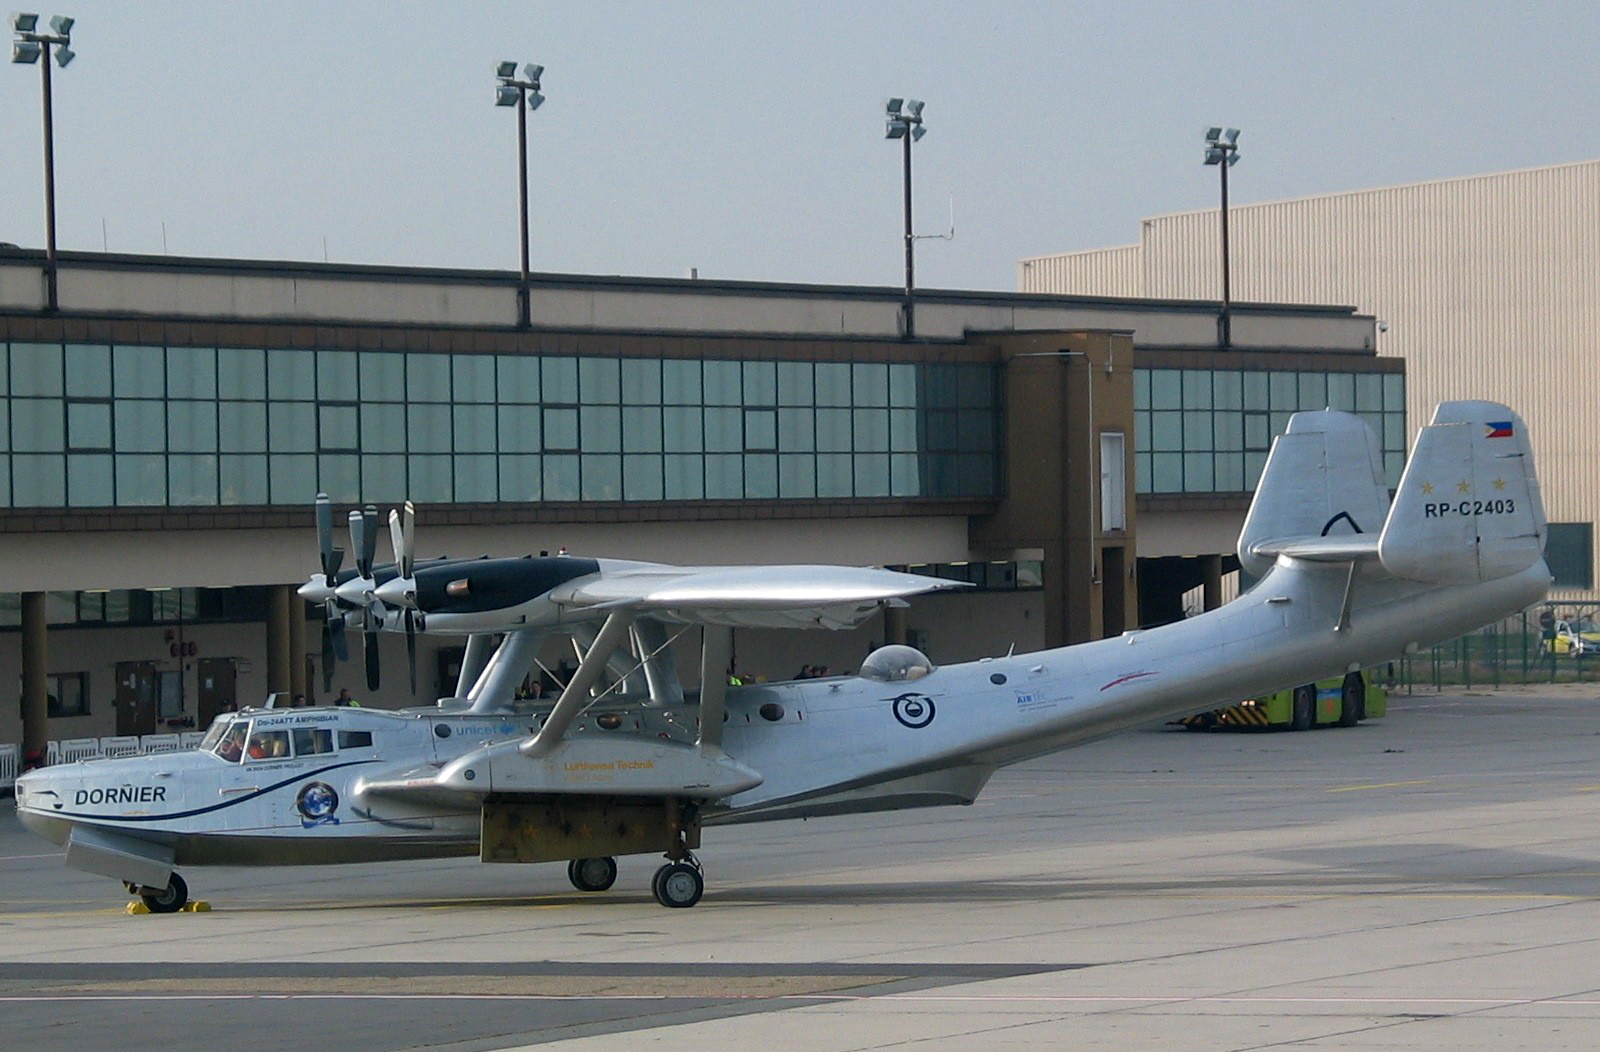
1238, 410, 1391, 579
1378, 401, 1546, 584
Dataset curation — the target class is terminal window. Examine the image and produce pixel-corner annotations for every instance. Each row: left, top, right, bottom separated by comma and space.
0, 343, 1001, 510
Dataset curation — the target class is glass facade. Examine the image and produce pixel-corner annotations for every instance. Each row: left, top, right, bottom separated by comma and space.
1, 342, 999, 507
1133, 367, 1406, 495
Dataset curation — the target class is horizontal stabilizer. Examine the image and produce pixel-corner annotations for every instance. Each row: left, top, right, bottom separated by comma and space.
1238, 410, 1391, 577
1250, 536, 1380, 563
1378, 401, 1546, 584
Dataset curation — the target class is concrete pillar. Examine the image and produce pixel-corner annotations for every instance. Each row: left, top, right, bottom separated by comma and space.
288, 597, 308, 701
20, 592, 48, 768
266, 584, 293, 697
1203, 554, 1225, 612
883, 605, 908, 646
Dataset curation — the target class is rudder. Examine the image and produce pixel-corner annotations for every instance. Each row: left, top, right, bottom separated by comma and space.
1378, 401, 1546, 584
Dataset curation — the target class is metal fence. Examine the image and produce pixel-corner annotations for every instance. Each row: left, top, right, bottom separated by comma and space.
1, 732, 209, 792
1399, 601, 1600, 690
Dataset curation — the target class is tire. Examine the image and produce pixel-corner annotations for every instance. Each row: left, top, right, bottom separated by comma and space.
652, 862, 703, 908
140, 872, 188, 914
1290, 685, 1315, 731
1338, 672, 1365, 727
567, 856, 618, 893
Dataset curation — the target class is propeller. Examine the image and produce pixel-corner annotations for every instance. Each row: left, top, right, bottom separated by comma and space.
346, 505, 384, 692
308, 493, 350, 694
389, 501, 419, 695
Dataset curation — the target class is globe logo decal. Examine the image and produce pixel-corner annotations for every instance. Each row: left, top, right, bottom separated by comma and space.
296, 781, 341, 828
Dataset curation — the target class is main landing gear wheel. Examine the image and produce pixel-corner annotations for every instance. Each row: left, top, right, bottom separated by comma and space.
652, 860, 704, 908
138, 873, 188, 914
567, 856, 619, 893
1289, 684, 1315, 731
1338, 672, 1365, 727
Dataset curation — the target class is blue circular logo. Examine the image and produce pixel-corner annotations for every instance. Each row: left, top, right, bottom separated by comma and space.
891, 692, 935, 729
296, 781, 340, 827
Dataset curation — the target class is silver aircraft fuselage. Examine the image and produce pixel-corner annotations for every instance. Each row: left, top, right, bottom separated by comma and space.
15, 556, 1550, 865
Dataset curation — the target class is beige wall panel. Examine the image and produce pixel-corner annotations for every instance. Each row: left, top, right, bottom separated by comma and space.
1136, 509, 1246, 559
1029, 159, 1600, 594
1018, 244, 1143, 297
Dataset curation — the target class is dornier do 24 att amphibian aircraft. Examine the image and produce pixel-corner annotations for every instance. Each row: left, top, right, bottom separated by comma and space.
16, 401, 1550, 910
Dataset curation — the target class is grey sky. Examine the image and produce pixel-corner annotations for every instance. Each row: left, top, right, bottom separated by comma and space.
1, 1, 1595, 292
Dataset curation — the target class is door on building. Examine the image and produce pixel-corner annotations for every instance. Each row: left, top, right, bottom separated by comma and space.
196, 657, 238, 728
114, 661, 159, 737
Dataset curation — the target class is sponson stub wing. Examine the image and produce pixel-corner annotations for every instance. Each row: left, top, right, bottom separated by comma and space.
548, 562, 971, 629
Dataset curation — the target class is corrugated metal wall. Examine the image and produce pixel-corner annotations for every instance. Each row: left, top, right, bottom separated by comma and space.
1018, 244, 1143, 296
1027, 159, 1600, 596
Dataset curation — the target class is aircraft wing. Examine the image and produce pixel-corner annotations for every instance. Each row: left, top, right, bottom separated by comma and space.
548, 564, 970, 629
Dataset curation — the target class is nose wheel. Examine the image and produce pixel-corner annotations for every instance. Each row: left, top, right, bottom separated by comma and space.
651, 856, 703, 908
130, 873, 189, 914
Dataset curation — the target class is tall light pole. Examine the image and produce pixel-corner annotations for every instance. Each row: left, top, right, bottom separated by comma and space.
1203, 127, 1240, 348
495, 60, 545, 330
11, 12, 75, 312
885, 97, 926, 339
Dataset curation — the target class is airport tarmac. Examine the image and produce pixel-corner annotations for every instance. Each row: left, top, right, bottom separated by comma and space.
5, 686, 1600, 1051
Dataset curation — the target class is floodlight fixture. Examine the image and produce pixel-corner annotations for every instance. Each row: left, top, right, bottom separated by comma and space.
1200, 124, 1241, 347
884, 95, 930, 337
11, 11, 74, 311
495, 57, 547, 329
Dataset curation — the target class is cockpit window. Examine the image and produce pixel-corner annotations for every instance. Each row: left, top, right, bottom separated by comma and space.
858, 644, 936, 683
198, 715, 232, 753
245, 729, 290, 761
293, 728, 334, 756
212, 723, 247, 763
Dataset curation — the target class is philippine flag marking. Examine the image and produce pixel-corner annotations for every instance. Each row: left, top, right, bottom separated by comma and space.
1485, 421, 1514, 438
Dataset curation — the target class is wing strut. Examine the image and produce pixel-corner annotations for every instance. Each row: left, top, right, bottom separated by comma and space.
521, 611, 633, 757
1335, 560, 1358, 634
697, 624, 731, 750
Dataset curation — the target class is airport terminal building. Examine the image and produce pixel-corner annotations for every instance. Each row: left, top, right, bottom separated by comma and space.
0, 249, 1395, 757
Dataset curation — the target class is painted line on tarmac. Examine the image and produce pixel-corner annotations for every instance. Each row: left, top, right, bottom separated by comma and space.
6, 992, 1600, 1009
1327, 780, 1431, 793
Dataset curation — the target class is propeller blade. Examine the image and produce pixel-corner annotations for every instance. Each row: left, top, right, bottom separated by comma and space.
327, 606, 349, 661
361, 504, 379, 575
388, 508, 405, 577
401, 500, 416, 579
320, 622, 336, 692
348, 511, 367, 577
405, 608, 418, 695
364, 623, 381, 691
315, 493, 336, 578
